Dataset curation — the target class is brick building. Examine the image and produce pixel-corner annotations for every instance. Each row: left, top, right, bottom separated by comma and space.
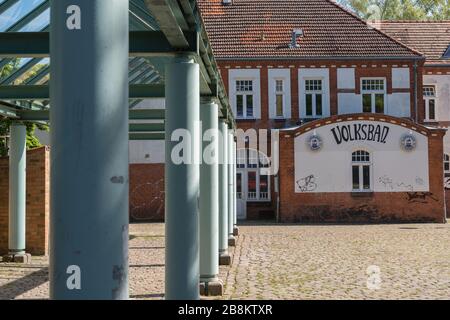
34, 0, 448, 223
196, 0, 447, 222
378, 21, 450, 215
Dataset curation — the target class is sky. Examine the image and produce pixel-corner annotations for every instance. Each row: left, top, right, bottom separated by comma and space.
0, 0, 49, 32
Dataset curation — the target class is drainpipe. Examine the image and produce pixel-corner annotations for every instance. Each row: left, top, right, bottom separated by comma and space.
275, 175, 280, 223
413, 60, 418, 123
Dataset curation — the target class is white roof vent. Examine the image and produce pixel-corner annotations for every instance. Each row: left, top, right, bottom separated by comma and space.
289, 29, 303, 48
222, 0, 232, 5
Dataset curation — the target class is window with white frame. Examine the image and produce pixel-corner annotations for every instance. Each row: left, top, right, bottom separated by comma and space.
423, 85, 436, 121
305, 79, 323, 117
236, 148, 271, 201
352, 150, 371, 191
444, 154, 450, 176
275, 79, 284, 118
361, 78, 386, 114
235, 80, 254, 118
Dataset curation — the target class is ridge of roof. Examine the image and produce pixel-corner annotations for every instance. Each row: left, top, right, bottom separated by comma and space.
198, 0, 426, 59
380, 20, 450, 23
325, 0, 424, 57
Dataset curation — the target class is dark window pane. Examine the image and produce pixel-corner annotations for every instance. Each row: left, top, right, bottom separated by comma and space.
363, 165, 370, 190
316, 94, 322, 116
429, 99, 435, 120
352, 165, 359, 190
236, 95, 243, 117
363, 94, 372, 113
260, 175, 268, 193
445, 162, 449, 172
306, 94, 313, 116
246, 95, 254, 117
237, 173, 242, 193
248, 172, 257, 193
375, 94, 384, 113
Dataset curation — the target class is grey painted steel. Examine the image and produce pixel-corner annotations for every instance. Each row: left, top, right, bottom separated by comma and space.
8, 123, 26, 255
165, 55, 200, 300
199, 98, 220, 283
218, 120, 229, 254
49, 0, 129, 300
227, 131, 234, 238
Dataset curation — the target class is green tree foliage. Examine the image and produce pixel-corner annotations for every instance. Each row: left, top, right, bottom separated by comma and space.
336, 0, 450, 20
0, 59, 49, 157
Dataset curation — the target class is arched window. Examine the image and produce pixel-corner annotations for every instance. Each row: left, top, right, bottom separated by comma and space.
352, 150, 371, 191
444, 154, 450, 176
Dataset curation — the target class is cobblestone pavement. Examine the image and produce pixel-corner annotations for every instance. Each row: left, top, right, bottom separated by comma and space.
1, 222, 450, 300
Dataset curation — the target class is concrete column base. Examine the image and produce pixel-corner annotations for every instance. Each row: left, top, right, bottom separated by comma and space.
219, 252, 231, 265
228, 235, 236, 247
2, 253, 31, 264
233, 226, 239, 236
199, 278, 223, 296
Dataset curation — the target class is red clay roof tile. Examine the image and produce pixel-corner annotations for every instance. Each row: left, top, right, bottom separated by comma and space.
198, 0, 423, 60
377, 21, 450, 66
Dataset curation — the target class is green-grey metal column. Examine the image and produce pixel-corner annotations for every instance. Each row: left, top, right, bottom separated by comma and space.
6, 123, 28, 261
228, 130, 236, 246
233, 139, 239, 236
199, 98, 222, 295
49, 0, 129, 299
219, 119, 230, 265
165, 55, 200, 300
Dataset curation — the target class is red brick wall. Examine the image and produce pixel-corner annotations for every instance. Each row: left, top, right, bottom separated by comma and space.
0, 146, 50, 256
278, 115, 446, 223
129, 163, 165, 222
219, 59, 423, 130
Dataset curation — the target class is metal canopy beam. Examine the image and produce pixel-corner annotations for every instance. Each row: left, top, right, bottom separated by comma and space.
129, 132, 164, 140
0, 84, 166, 100
0, 31, 198, 58
10, 109, 166, 122
144, 0, 189, 48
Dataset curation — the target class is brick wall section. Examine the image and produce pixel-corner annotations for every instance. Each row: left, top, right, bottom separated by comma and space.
278, 114, 447, 223
0, 146, 50, 255
129, 163, 165, 222
220, 59, 425, 221
218, 59, 425, 128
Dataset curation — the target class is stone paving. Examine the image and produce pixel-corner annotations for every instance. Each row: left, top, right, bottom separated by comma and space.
1, 222, 450, 300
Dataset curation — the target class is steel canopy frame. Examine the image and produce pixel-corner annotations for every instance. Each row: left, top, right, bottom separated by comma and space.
0, 0, 237, 300
0, 0, 235, 129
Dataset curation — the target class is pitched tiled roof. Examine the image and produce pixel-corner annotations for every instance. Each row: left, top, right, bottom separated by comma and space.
377, 21, 450, 66
197, 0, 423, 60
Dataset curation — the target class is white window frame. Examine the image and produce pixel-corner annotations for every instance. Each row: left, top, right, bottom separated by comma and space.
304, 78, 324, 118
236, 148, 271, 202
361, 77, 387, 114
275, 79, 285, 118
423, 85, 437, 122
268, 69, 291, 119
299, 68, 330, 119
235, 79, 255, 119
444, 154, 450, 176
351, 150, 372, 192
229, 69, 261, 119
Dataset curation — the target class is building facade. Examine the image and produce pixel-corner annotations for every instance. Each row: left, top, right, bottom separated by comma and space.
34, 0, 449, 223
378, 21, 450, 214
198, 0, 447, 222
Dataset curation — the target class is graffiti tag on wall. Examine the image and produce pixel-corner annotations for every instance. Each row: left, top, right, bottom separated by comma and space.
296, 175, 317, 192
